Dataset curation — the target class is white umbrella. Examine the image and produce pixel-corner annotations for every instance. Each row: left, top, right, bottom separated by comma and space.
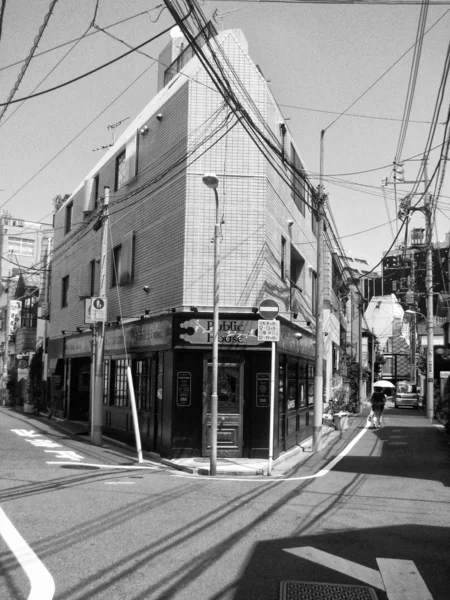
374, 380, 395, 389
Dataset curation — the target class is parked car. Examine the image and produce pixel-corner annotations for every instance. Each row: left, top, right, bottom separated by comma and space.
395, 381, 420, 409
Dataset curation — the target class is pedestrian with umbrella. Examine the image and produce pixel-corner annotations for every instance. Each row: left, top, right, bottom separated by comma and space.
370, 381, 393, 428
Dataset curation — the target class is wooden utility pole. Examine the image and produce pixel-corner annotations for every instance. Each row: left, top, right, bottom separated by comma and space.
313, 130, 325, 452
92, 187, 109, 446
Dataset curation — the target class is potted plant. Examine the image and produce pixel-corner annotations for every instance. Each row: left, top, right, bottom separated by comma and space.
327, 375, 350, 430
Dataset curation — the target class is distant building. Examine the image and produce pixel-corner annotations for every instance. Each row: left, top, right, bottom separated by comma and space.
0, 210, 53, 394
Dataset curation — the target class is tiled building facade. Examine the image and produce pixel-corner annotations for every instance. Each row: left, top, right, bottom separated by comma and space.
48, 28, 342, 459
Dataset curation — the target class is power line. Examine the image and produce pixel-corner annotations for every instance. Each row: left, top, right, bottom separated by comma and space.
0, 23, 176, 108
0, 0, 59, 123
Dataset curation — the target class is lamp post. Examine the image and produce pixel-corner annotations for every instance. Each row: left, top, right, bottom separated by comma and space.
202, 173, 220, 476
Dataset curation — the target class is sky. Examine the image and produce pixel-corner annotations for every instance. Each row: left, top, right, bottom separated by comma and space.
0, 0, 449, 271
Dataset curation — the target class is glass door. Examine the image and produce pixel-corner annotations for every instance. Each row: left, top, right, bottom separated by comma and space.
203, 359, 244, 457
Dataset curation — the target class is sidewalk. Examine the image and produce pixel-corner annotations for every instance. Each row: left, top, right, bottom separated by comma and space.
9, 406, 370, 477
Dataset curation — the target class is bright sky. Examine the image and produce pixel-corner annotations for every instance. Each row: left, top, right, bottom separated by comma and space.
0, 0, 449, 270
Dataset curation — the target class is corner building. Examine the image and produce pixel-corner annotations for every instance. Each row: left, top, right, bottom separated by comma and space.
49, 28, 321, 459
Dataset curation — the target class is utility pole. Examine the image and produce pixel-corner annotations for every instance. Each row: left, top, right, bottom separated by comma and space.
358, 299, 363, 408
92, 187, 109, 446
2, 280, 10, 403
313, 129, 325, 452
409, 254, 417, 385
425, 194, 434, 420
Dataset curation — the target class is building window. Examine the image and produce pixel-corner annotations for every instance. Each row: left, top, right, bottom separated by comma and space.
65, 202, 73, 234
133, 358, 151, 411
111, 245, 122, 287
8, 236, 34, 256
290, 245, 305, 290
90, 259, 96, 296
115, 151, 126, 191
21, 294, 38, 328
110, 358, 130, 407
291, 144, 306, 216
281, 236, 286, 280
94, 174, 100, 209
61, 275, 69, 307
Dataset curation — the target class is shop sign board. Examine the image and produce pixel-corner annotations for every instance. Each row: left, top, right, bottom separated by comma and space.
177, 372, 191, 407
256, 373, 270, 407
177, 318, 262, 346
105, 319, 172, 352
65, 334, 91, 357
257, 320, 280, 342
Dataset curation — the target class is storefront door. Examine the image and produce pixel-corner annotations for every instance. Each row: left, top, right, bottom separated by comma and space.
203, 359, 244, 457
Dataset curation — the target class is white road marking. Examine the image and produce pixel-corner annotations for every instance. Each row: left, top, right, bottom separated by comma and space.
46, 461, 160, 470
172, 422, 372, 482
283, 547, 434, 600
0, 507, 55, 600
284, 546, 384, 590
377, 558, 433, 600
104, 481, 136, 485
44, 450, 84, 461
11, 429, 42, 437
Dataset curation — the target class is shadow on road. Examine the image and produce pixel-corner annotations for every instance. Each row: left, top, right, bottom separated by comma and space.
232, 525, 450, 600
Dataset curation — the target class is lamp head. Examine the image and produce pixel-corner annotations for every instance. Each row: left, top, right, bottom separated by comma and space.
202, 173, 219, 189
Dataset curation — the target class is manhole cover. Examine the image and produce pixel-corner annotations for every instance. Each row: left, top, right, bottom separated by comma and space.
280, 581, 378, 599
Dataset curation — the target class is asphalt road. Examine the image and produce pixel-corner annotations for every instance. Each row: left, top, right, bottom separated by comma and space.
1, 403, 450, 600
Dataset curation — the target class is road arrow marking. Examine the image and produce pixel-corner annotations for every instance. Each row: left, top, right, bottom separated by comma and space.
285, 547, 384, 590
284, 547, 433, 600
0, 507, 55, 600
377, 558, 433, 600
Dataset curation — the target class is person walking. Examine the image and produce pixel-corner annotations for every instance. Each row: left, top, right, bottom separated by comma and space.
370, 390, 386, 429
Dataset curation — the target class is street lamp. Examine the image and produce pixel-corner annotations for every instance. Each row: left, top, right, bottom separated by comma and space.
202, 173, 220, 477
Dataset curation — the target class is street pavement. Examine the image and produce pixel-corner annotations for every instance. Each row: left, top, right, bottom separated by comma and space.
1, 401, 450, 600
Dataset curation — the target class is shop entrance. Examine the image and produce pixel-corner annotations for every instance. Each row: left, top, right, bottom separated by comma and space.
203, 358, 244, 457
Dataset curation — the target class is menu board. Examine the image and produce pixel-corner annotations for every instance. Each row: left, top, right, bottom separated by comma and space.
176, 372, 191, 407
256, 373, 270, 407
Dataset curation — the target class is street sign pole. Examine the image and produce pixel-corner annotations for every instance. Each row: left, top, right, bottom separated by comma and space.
257, 300, 280, 476
268, 339, 276, 475
92, 187, 109, 446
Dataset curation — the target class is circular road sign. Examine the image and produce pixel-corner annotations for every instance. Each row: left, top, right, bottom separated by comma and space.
259, 299, 279, 320
93, 297, 105, 310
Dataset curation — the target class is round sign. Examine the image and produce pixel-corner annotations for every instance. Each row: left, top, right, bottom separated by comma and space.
93, 297, 105, 310
259, 299, 279, 320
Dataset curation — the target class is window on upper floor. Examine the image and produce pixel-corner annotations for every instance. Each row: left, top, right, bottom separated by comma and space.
281, 236, 287, 280
115, 151, 126, 191
94, 174, 100, 209
90, 259, 96, 296
65, 202, 73, 234
111, 231, 135, 288
8, 236, 34, 256
291, 144, 306, 216
61, 275, 69, 307
290, 245, 305, 290
111, 245, 122, 288
21, 294, 38, 328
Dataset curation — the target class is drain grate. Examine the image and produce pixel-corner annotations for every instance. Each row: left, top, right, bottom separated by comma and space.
280, 581, 378, 599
